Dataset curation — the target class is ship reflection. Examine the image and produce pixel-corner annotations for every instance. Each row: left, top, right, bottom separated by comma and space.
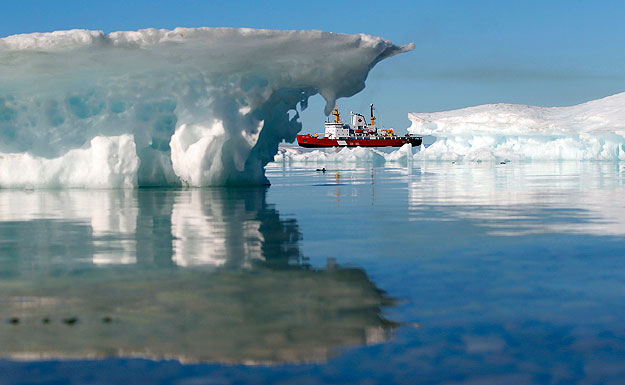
0, 188, 395, 364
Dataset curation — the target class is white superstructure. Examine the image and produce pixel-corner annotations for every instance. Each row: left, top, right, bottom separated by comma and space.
320, 104, 393, 139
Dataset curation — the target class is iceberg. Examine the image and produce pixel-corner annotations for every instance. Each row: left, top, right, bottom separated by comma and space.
0, 28, 413, 187
408, 92, 625, 162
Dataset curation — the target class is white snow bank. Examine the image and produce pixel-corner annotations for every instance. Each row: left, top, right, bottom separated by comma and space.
408, 92, 625, 161
273, 143, 414, 165
0, 27, 413, 187
0, 135, 138, 188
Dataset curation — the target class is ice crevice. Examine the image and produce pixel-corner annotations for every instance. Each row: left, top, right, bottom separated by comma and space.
0, 27, 413, 188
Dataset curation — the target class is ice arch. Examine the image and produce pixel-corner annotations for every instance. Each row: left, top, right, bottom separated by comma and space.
0, 28, 413, 187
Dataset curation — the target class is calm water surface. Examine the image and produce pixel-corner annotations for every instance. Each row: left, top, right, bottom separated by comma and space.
1, 161, 625, 384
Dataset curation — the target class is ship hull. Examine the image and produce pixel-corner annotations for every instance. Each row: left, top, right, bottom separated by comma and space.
296, 135, 422, 148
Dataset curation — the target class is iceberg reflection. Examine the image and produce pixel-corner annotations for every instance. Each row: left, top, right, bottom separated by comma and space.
408, 162, 625, 236
0, 188, 395, 363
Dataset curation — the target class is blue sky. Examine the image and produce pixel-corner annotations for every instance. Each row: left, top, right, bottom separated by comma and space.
1, 0, 624, 131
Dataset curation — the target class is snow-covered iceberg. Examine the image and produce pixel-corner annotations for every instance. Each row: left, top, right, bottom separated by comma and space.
0, 28, 413, 188
409, 92, 625, 161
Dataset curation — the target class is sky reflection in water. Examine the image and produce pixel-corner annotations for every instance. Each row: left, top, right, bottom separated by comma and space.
2, 161, 625, 384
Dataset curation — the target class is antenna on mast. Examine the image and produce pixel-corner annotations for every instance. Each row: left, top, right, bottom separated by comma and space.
370, 104, 376, 126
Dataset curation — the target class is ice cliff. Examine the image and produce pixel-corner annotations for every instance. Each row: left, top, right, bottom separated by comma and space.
408, 92, 625, 161
0, 27, 413, 188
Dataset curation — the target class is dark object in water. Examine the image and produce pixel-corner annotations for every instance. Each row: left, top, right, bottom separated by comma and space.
42, 318, 50, 324
62, 317, 78, 325
102, 316, 113, 324
7, 317, 19, 325
316, 167, 326, 172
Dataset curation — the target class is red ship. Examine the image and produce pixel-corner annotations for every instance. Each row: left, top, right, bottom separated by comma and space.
297, 104, 422, 148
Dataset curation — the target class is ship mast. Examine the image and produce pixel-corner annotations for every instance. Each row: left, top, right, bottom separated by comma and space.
370, 104, 375, 126
332, 106, 341, 123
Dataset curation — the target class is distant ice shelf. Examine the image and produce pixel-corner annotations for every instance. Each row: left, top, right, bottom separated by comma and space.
408, 92, 625, 162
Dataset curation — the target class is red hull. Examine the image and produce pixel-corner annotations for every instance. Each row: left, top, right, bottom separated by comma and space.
297, 134, 422, 148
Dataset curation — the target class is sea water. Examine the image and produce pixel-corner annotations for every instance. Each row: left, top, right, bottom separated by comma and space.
1, 161, 625, 384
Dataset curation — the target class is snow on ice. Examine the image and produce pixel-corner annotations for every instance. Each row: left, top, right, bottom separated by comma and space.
408, 92, 625, 162
273, 143, 414, 165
